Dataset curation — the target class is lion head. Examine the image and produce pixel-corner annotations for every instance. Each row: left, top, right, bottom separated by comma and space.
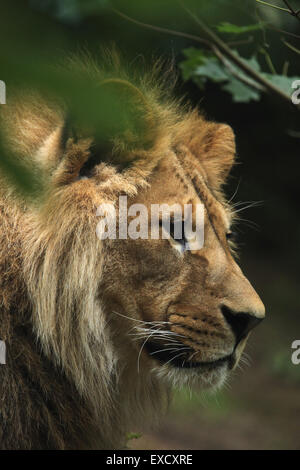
0, 57, 265, 449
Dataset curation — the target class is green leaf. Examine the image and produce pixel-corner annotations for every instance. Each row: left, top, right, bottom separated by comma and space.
180, 48, 263, 103
194, 57, 229, 83
216, 22, 267, 34
263, 73, 300, 97
222, 78, 261, 102
239, 53, 262, 73
179, 48, 208, 81
180, 49, 229, 83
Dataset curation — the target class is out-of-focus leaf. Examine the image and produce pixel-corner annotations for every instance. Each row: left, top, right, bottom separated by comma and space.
220, 51, 262, 101
180, 48, 262, 103
194, 57, 229, 83
0, 49, 154, 197
216, 22, 267, 34
0, 140, 45, 197
238, 53, 262, 73
180, 48, 229, 89
179, 48, 208, 81
263, 73, 300, 97
222, 77, 261, 102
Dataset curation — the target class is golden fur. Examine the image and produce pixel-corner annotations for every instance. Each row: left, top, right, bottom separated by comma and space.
0, 55, 265, 449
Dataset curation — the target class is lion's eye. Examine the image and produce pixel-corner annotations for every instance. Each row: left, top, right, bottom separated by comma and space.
160, 219, 187, 253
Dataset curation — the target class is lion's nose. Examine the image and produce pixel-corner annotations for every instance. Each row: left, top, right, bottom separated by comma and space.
221, 305, 263, 345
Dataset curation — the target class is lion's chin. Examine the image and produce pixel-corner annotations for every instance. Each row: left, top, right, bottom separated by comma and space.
150, 355, 231, 391
149, 343, 251, 391
144, 339, 233, 390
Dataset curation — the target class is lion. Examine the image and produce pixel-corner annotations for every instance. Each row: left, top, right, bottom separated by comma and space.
0, 55, 265, 449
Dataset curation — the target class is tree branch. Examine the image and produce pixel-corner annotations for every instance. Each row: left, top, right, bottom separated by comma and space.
282, 38, 300, 54
256, 0, 300, 23
255, 0, 290, 13
111, 8, 211, 48
180, 3, 296, 106
112, 5, 298, 110
268, 24, 300, 40
282, 0, 300, 23
212, 48, 265, 92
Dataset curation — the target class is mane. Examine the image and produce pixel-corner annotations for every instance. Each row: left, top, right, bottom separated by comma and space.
0, 52, 182, 447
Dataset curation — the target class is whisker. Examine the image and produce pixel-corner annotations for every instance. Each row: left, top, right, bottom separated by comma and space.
163, 351, 187, 368
112, 310, 171, 326
131, 328, 183, 338
233, 201, 263, 214
137, 327, 164, 374
132, 327, 186, 340
187, 350, 199, 362
231, 200, 260, 209
149, 347, 183, 355
227, 178, 241, 204
235, 217, 260, 230
150, 346, 191, 356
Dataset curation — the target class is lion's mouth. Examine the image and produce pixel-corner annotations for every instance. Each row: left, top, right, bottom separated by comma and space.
145, 341, 233, 370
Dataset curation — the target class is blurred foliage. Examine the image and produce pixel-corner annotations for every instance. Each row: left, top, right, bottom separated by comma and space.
180, 47, 299, 102
216, 22, 268, 33
0, 140, 44, 198
0, 0, 298, 195
180, 48, 262, 102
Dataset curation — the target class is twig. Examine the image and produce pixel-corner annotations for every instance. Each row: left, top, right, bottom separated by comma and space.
256, 0, 300, 23
282, 60, 289, 75
282, 38, 300, 54
282, 0, 300, 23
255, 0, 290, 12
227, 36, 254, 46
111, 8, 211, 48
260, 47, 277, 73
213, 48, 264, 92
113, 5, 298, 109
112, 7, 264, 93
255, 8, 269, 47
268, 24, 300, 39
179, 2, 294, 105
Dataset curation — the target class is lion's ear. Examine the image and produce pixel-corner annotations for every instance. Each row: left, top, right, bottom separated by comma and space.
196, 122, 236, 189
34, 118, 73, 168
0, 92, 67, 166
180, 116, 236, 189
1, 77, 160, 187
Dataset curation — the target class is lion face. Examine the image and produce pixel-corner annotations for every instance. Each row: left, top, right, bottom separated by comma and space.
98, 124, 265, 390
